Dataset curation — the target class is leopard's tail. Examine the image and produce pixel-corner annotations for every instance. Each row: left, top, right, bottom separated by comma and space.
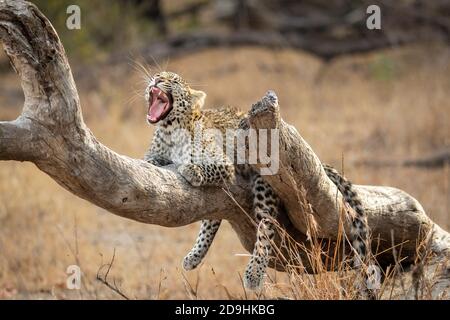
322, 164, 370, 268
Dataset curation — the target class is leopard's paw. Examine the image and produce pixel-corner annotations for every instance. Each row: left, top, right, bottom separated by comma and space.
178, 164, 204, 187
243, 261, 266, 291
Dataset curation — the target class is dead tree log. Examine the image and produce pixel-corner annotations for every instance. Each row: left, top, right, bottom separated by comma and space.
1, 1, 449, 278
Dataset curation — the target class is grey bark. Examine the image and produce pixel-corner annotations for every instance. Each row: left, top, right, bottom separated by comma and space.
0, 0, 449, 285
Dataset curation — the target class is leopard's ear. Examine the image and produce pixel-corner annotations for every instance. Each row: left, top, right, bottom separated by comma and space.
189, 89, 206, 109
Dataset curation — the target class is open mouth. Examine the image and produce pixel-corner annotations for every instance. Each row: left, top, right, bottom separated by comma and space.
147, 87, 172, 124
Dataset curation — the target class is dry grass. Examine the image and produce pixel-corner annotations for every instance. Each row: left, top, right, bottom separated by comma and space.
0, 43, 449, 299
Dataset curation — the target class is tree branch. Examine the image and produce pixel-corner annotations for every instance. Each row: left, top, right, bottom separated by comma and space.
0, 117, 35, 161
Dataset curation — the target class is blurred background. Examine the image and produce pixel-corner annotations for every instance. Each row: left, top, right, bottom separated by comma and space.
0, 0, 449, 299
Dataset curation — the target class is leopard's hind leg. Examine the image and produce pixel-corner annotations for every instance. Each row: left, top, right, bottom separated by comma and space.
323, 164, 375, 299
243, 175, 279, 290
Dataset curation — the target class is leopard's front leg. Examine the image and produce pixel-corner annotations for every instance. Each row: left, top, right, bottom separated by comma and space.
178, 163, 233, 270
144, 127, 172, 166
178, 163, 235, 187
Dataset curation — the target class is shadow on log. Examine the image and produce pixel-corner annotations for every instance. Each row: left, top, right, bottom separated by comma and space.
0, 1, 449, 294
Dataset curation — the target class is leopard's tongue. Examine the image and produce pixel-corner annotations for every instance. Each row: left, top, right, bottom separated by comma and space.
148, 98, 169, 123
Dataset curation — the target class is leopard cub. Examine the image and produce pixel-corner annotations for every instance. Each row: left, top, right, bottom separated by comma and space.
143, 71, 370, 291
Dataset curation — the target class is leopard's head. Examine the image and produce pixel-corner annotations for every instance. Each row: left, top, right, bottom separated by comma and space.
144, 71, 206, 125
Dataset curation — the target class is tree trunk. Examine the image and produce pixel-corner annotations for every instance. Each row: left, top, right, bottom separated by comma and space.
0, 0, 449, 281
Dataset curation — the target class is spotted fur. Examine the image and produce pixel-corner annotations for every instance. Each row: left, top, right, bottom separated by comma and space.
143, 71, 371, 294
